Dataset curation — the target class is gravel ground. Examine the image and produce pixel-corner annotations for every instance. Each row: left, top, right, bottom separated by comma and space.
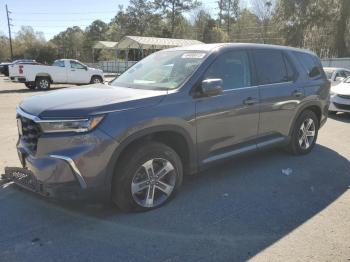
0, 76, 349, 262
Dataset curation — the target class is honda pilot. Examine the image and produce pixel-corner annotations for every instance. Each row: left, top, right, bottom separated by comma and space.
11, 43, 330, 212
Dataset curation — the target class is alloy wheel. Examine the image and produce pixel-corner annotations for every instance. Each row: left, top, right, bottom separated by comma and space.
93, 78, 101, 84
131, 158, 176, 208
298, 118, 316, 150
39, 79, 49, 89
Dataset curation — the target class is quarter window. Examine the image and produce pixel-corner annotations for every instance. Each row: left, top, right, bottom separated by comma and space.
203, 51, 251, 90
295, 52, 321, 78
253, 50, 291, 85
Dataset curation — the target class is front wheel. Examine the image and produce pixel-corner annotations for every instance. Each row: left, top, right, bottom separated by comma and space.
112, 142, 183, 212
286, 110, 319, 155
90, 76, 103, 84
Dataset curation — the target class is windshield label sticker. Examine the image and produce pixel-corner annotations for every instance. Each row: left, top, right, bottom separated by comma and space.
181, 53, 206, 59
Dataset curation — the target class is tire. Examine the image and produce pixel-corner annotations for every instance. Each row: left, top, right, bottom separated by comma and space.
286, 110, 319, 155
112, 141, 183, 212
90, 76, 103, 84
36, 77, 50, 90
24, 82, 36, 90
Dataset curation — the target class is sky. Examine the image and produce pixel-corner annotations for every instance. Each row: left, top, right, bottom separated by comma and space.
0, 0, 222, 41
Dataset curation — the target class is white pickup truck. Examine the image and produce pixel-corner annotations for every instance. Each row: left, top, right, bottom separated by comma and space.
9, 59, 104, 90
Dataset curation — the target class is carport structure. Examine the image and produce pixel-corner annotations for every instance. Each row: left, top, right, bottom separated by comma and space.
116, 36, 203, 61
92, 41, 118, 62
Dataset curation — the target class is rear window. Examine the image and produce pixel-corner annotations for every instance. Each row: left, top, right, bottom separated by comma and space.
295, 52, 322, 78
253, 49, 294, 85
53, 60, 65, 67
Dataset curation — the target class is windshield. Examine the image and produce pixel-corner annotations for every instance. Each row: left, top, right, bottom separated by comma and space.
111, 50, 207, 90
324, 70, 334, 79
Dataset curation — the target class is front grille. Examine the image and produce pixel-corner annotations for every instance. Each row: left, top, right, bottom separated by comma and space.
18, 115, 41, 153
337, 94, 350, 100
334, 102, 350, 111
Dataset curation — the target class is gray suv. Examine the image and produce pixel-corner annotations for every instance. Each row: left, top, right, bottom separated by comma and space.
11, 44, 330, 212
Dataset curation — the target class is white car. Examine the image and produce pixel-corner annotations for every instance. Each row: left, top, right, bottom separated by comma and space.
329, 76, 350, 114
323, 67, 350, 86
9, 59, 104, 90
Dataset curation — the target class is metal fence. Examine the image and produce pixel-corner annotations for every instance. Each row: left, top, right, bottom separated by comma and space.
321, 58, 350, 69
86, 60, 137, 74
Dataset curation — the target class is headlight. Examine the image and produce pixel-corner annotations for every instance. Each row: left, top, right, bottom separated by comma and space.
38, 115, 105, 133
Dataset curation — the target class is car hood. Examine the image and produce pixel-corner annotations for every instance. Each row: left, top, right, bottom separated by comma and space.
331, 83, 350, 95
19, 84, 167, 119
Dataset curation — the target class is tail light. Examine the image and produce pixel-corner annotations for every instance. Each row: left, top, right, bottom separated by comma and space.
19, 65, 23, 74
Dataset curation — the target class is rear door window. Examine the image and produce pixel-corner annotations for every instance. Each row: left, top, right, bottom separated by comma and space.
252, 49, 291, 85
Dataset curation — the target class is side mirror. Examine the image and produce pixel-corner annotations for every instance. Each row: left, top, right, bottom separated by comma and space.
201, 78, 223, 97
84, 66, 88, 71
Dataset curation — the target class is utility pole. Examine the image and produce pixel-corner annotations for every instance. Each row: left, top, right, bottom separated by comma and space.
5, 4, 13, 60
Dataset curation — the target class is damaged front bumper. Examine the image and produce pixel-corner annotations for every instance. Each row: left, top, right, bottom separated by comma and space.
2, 166, 95, 200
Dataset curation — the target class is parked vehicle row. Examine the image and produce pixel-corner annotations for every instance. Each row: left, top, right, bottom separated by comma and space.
329, 76, 350, 114
8, 43, 329, 212
9, 59, 104, 89
324, 67, 350, 86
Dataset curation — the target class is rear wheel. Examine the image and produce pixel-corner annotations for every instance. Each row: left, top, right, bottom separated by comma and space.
90, 76, 103, 84
24, 82, 36, 90
112, 141, 183, 212
36, 77, 50, 90
286, 110, 319, 155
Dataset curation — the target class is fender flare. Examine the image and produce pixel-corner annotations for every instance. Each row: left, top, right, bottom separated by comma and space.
104, 124, 197, 187
35, 73, 53, 83
288, 100, 323, 137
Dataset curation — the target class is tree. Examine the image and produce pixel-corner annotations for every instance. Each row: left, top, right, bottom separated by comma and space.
51, 26, 84, 60
126, 0, 157, 36
232, 9, 261, 42
193, 9, 228, 42
154, 0, 200, 37
274, 0, 348, 57
251, 0, 274, 43
0, 34, 11, 61
83, 20, 108, 61
217, 0, 240, 40
335, 0, 350, 57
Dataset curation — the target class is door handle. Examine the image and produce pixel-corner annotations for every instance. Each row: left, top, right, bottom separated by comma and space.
71, 69, 76, 71
292, 90, 303, 97
243, 97, 258, 105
